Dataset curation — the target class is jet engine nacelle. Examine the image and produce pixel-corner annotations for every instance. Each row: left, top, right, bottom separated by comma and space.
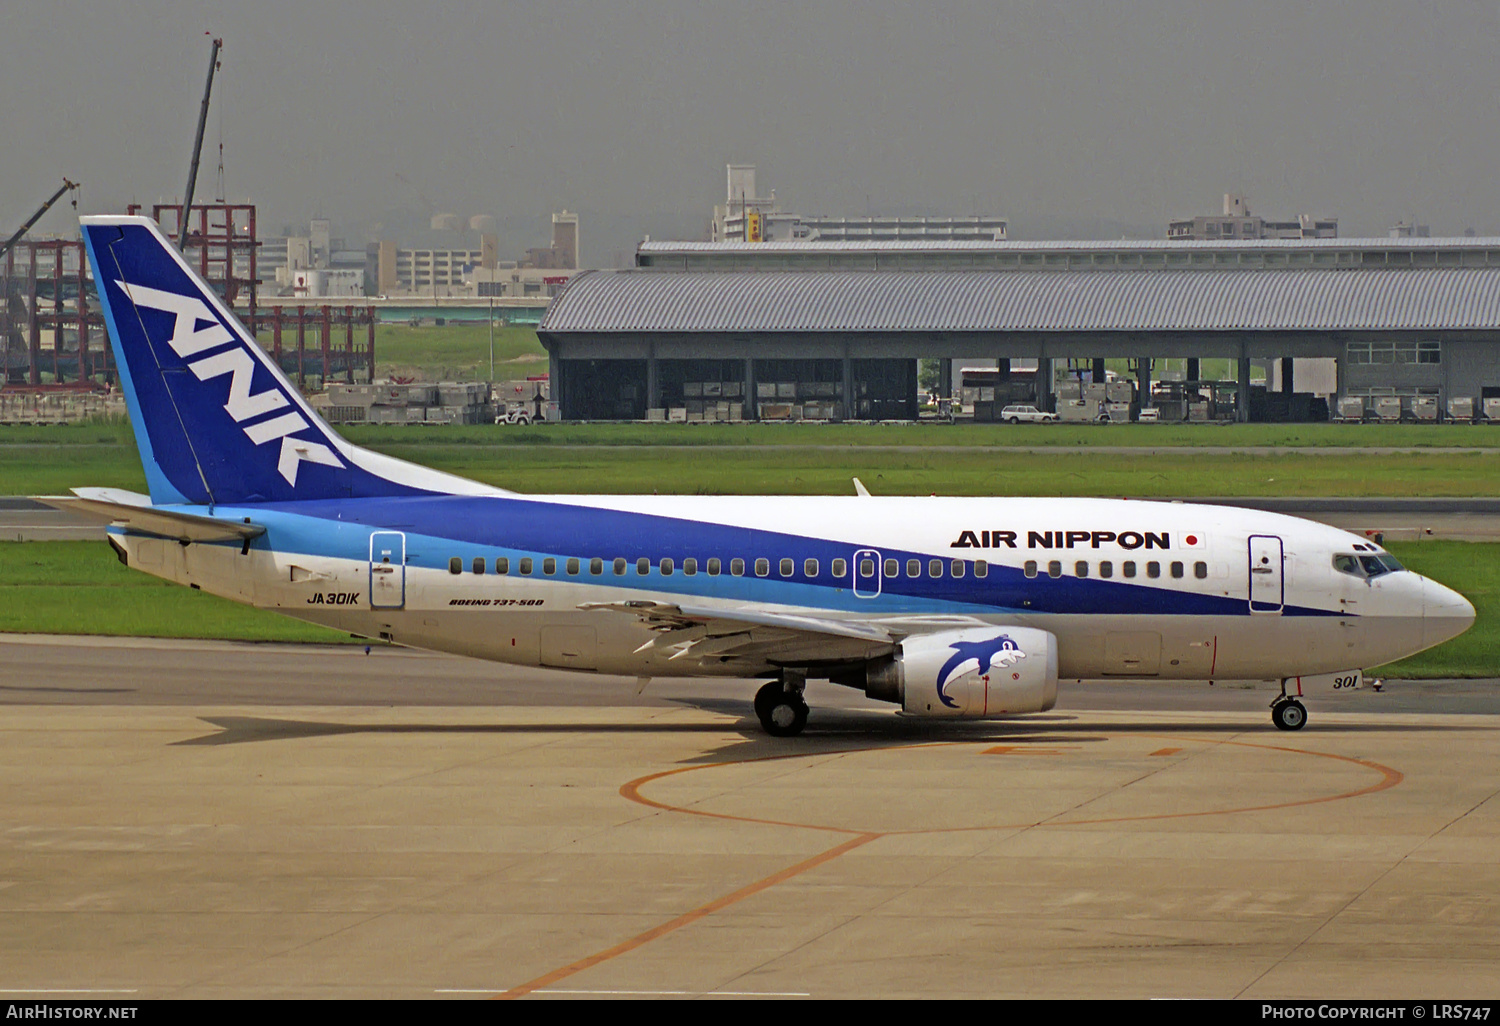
852, 626, 1059, 719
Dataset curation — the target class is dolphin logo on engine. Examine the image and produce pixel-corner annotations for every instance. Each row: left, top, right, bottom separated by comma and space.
935, 635, 1027, 709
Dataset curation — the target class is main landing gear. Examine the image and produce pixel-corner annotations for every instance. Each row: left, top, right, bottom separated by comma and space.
755, 671, 809, 738
1271, 681, 1307, 731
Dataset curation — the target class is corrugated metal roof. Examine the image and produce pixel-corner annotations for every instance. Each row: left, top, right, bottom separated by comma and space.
542, 268, 1500, 334
637, 237, 1500, 254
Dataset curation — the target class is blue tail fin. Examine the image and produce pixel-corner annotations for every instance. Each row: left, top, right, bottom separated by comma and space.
81, 216, 499, 506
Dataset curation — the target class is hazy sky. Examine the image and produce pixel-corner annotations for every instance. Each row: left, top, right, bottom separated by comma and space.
7, 1, 1500, 262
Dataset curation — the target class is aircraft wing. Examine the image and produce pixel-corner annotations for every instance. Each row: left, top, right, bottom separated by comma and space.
577, 599, 900, 667
33, 488, 266, 543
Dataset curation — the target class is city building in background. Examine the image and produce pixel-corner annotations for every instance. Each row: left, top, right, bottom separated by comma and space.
262, 217, 377, 297
1167, 193, 1337, 240
711, 165, 1007, 243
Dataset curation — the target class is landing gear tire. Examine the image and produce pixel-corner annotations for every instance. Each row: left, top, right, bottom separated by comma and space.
760, 695, 809, 737
1272, 699, 1307, 731
753, 680, 783, 722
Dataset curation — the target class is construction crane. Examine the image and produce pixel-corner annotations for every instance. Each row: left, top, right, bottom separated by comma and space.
0, 179, 80, 264
179, 36, 223, 248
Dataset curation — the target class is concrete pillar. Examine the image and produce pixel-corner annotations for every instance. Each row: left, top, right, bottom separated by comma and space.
1186, 357, 1200, 382
1281, 357, 1294, 395
939, 357, 953, 398
745, 358, 757, 421
1038, 357, 1054, 411
549, 350, 564, 419
1092, 358, 1106, 384
646, 350, 659, 411
1137, 357, 1152, 408
1237, 356, 1252, 423
841, 350, 853, 423
997, 358, 1010, 379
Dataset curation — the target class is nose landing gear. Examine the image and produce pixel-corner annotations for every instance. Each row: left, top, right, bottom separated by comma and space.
1271, 681, 1307, 731
754, 671, 809, 737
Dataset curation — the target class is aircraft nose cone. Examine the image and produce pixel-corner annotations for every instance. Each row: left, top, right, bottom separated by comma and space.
1423, 577, 1476, 649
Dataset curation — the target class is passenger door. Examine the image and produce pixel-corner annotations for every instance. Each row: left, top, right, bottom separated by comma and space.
853, 548, 882, 599
369, 531, 406, 609
1248, 535, 1284, 614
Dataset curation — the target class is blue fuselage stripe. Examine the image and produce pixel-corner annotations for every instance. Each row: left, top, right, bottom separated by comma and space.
175, 495, 1339, 618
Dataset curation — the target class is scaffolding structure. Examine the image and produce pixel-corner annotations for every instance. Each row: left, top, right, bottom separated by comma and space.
129, 202, 259, 334
262, 304, 377, 388
1, 204, 375, 398
0, 239, 109, 389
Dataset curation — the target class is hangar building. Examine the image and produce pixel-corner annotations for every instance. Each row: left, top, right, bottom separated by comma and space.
537, 237, 1500, 422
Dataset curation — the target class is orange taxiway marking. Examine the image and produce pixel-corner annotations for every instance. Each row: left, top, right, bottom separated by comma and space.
496, 734, 1402, 998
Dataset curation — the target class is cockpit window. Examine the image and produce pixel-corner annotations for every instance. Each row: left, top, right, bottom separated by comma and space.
1333, 554, 1361, 576
1338, 552, 1404, 579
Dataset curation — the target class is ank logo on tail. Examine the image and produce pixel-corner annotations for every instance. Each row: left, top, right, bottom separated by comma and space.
935, 635, 1027, 709
115, 279, 344, 486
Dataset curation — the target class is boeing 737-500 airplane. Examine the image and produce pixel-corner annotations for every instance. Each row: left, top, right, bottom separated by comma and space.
44, 215, 1475, 736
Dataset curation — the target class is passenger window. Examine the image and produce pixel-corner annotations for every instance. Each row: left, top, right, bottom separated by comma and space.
590, 558, 603, 575
496, 557, 509, 575
928, 559, 943, 578
521, 557, 534, 575
1024, 560, 1038, 578
1099, 561, 1113, 579
637, 557, 650, 575
730, 558, 745, 576
832, 558, 847, 577
755, 558, 770, 577
565, 557, 578, 575
707, 558, 721, 576
1047, 560, 1062, 578
804, 558, 818, 577
542, 557, 555, 575
1121, 561, 1134, 578
684, 558, 698, 576
1170, 561, 1184, 579
1146, 561, 1160, 579
613, 558, 626, 576
449, 557, 462, 575
950, 560, 965, 579
1194, 561, 1209, 579
907, 558, 921, 577
783, 558, 796, 577
974, 560, 988, 578
661, 557, 675, 575
1075, 561, 1089, 578
859, 558, 874, 577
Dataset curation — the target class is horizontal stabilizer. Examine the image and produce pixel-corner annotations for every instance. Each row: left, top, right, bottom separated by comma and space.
33, 488, 265, 543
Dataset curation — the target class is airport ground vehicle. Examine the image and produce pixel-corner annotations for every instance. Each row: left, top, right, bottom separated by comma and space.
49, 216, 1475, 737
1000, 405, 1059, 424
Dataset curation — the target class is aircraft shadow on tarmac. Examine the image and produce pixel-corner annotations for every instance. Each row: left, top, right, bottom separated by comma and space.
173, 701, 1491, 754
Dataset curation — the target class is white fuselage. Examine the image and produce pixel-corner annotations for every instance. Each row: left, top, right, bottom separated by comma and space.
109, 495, 1473, 683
